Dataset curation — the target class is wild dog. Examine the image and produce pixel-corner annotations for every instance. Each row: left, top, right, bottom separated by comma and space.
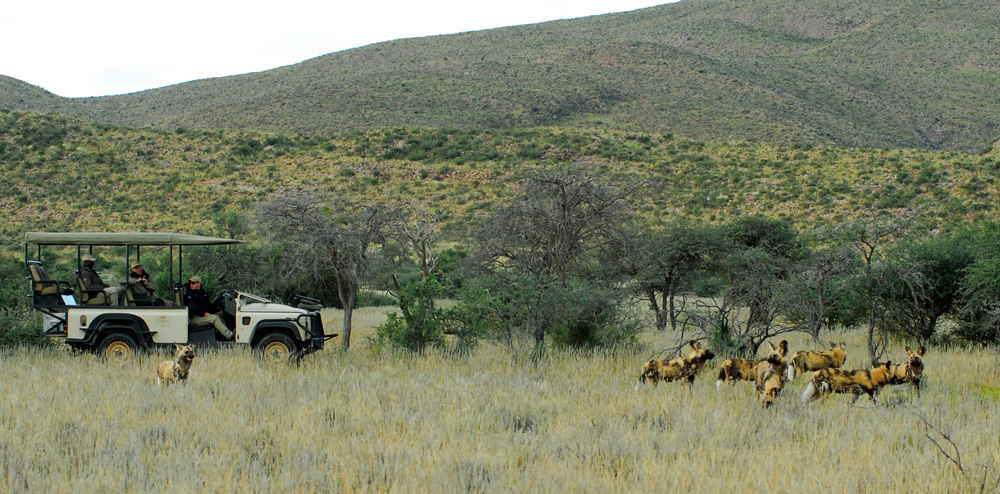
639, 340, 715, 388
801, 361, 894, 405
716, 358, 758, 390
715, 340, 788, 390
787, 341, 847, 381
753, 341, 789, 408
881, 346, 926, 396
157, 343, 196, 387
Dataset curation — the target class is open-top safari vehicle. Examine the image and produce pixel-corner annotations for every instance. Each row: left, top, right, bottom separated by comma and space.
24, 232, 335, 363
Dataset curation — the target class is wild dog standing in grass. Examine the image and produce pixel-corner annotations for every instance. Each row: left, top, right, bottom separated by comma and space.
786, 341, 847, 381
157, 343, 196, 387
716, 340, 788, 390
801, 361, 894, 405
881, 346, 926, 397
753, 340, 789, 408
639, 340, 715, 388
716, 357, 758, 390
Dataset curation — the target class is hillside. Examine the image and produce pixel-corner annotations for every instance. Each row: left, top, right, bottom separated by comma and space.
3, 111, 1000, 256
3, 0, 1000, 152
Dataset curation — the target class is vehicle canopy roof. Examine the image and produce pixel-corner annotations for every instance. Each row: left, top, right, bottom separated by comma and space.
25, 232, 244, 246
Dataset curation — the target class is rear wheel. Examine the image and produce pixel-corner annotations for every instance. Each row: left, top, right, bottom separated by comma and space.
99, 332, 139, 364
256, 333, 300, 365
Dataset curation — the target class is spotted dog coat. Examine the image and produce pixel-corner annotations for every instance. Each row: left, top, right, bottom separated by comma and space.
716, 358, 758, 390
753, 341, 789, 408
787, 341, 847, 381
639, 341, 716, 387
801, 361, 894, 405
881, 346, 926, 396
157, 343, 196, 387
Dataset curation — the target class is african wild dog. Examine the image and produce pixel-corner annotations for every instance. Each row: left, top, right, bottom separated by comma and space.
157, 343, 196, 387
753, 341, 789, 408
801, 361, 894, 405
639, 340, 715, 388
716, 358, 757, 390
715, 340, 787, 390
787, 341, 847, 381
881, 346, 926, 396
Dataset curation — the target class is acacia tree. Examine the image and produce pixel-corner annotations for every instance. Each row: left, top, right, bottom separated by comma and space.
881, 232, 975, 342
780, 245, 858, 341
617, 222, 730, 332
834, 213, 911, 364
255, 192, 401, 349
472, 164, 640, 350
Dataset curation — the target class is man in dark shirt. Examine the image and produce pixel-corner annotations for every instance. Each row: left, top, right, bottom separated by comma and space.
183, 275, 233, 339
79, 254, 123, 305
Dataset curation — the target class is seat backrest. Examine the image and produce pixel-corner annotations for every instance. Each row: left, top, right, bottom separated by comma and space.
75, 271, 107, 305
27, 261, 69, 296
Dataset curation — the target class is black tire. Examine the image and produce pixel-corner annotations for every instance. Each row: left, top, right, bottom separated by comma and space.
99, 332, 140, 364
256, 332, 300, 365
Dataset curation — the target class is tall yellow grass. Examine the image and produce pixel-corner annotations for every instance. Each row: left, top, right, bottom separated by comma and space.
1, 314, 998, 493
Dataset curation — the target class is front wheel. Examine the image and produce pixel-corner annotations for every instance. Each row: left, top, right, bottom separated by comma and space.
256, 333, 300, 365
99, 332, 139, 364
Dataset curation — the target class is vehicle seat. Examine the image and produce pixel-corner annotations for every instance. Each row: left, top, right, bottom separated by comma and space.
75, 271, 108, 305
26, 261, 74, 306
122, 284, 157, 306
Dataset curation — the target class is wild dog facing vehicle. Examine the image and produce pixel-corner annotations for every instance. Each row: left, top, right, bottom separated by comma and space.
157, 343, 196, 387
639, 341, 715, 388
753, 341, 789, 408
882, 346, 926, 396
787, 341, 847, 381
801, 361, 894, 405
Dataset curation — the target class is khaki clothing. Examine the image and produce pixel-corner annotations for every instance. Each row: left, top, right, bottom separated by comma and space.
79, 264, 123, 305
191, 313, 233, 339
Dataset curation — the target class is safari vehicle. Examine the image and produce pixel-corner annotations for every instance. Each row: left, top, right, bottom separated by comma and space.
24, 232, 335, 363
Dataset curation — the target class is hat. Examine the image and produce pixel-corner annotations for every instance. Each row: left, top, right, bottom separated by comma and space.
82, 254, 96, 262
130, 261, 142, 269
189, 275, 202, 283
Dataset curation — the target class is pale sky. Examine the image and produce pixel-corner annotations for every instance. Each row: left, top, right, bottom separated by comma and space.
3, 1, 678, 98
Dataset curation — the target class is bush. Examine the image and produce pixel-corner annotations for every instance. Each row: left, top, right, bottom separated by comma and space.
375, 276, 447, 352
0, 307, 48, 348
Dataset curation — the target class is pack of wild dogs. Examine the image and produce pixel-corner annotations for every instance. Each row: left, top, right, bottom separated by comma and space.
638, 339, 926, 407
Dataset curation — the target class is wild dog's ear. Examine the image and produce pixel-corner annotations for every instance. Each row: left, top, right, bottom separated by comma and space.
839, 341, 846, 349
768, 341, 777, 351
917, 346, 925, 356
779, 340, 788, 354
174, 343, 182, 350
189, 342, 197, 348
689, 340, 702, 350
883, 360, 892, 370
829, 341, 837, 348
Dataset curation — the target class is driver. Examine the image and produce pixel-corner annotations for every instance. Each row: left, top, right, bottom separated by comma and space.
183, 275, 233, 340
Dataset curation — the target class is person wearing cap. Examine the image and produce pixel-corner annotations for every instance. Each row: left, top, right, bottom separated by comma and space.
79, 254, 124, 305
126, 260, 167, 305
183, 275, 233, 339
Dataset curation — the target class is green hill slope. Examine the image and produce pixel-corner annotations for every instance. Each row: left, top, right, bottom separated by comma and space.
3, 111, 1000, 256
2, 0, 1000, 152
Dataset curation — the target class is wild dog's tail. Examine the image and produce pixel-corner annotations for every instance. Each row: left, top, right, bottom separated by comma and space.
716, 365, 728, 390
786, 361, 798, 381
802, 379, 818, 404
638, 362, 650, 384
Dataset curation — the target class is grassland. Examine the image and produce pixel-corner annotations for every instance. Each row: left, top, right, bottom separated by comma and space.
2, 306, 997, 493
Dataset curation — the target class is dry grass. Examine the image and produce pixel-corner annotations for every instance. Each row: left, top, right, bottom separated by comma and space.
1, 321, 998, 493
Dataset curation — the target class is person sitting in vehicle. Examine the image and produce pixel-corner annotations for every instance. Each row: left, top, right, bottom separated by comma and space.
127, 261, 170, 305
79, 254, 124, 305
183, 275, 233, 339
